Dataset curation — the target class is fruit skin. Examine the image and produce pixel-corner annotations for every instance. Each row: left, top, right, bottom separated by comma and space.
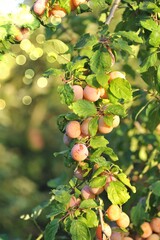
15, 27, 29, 42
33, 0, 47, 16
106, 205, 121, 221
70, 0, 76, 10
90, 186, 104, 195
50, 6, 66, 18
113, 115, 120, 128
109, 71, 125, 83
99, 87, 108, 99
63, 133, 71, 146
123, 237, 134, 240
116, 212, 130, 229
147, 233, 160, 240
67, 196, 81, 209
111, 231, 124, 240
71, 85, 83, 101
83, 85, 100, 102
103, 223, 112, 237
140, 222, 152, 238
65, 121, 81, 139
98, 116, 113, 134
150, 218, 160, 233
71, 143, 89, 161
80, 117, 92, 136
74, 167, 84, 180
96, 225, 103, 240
72, 0, 86, 7
81, 185, 95, 199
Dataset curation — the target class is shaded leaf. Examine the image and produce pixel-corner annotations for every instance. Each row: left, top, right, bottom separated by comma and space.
44, 219, 59, 240
70, 100, 97, 118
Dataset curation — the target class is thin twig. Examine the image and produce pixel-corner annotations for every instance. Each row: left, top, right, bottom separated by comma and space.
105, 0, 121, 25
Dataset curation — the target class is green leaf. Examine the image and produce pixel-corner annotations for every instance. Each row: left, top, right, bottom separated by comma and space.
47, 173, 67, 188
106, 181, 130, 205
131, 202, 149, 227
149, 28, 160, 47
90, 136, 109, 149
86, 75, 100, 88
139, 2, 160, 13
140, 19, 158, 31
116, 31, 143, 43
57, 114, 68, 133
90, 49, 112, 73
44, 219, 59, 240
43, 68, 64, 78
111, 39, 133, 55
92, 166, 108, 178
103, 115, 113, 127
103, 147, 119, 161
96, 72, 109, 88
53, 189, 71, 204
70, 59, 88, 71
109, 78, 132, 101
57, 84, 74, 105
80, 199, 98, 209
75, 33, 98, 49
89, 176, 106, 188
157, 65, 160, 83
59, 0, 71, 13
70, 220, 91, 240
44, 39, 70, 64
48, 202, 66, 217
117, 173, 136, 193
88, 116, 99, 137
150, 181, 160, 196
70, 100, 97, 118
86, 209, 99, 228
88, 0, 107, 14
104, 104, 126, 117
146, 101, 160, 131
90, 156, 111, 168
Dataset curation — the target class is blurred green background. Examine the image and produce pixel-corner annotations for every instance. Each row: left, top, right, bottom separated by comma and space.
0, 2, 159, 240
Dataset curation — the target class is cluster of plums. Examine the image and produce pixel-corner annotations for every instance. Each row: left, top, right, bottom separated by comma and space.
33, 0, 87, 17
63, 71, 125, 162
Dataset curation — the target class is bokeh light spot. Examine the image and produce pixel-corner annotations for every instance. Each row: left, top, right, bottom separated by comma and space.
22, 96, 32, 105
20, 39, 32, 52
25, 69, 35, 79
37, 77, 48, 88
36, 34, 45, 44
16, 55, 26, 65
0, 99, 6, 110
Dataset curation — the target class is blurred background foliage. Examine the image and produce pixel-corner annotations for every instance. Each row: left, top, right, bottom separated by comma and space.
0, 1, 160, 239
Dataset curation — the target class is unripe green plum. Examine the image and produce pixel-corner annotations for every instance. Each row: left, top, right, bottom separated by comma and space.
71, 143, 89, 161
140, 222, 152, 238
150, 218, 160, 233
106, 205, 122, 221
147, 233, 160, 240
66, 121, 81, 139
83, 85, 100, 102
81, 185, 95, 199
113, 115, 120, 128
98, 116, 113, 134
71, 85, 83, 101
80, 117, 92, 136
116, 212, 130, 229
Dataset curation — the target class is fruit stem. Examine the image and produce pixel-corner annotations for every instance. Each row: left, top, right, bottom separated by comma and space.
105, 0, 121, 25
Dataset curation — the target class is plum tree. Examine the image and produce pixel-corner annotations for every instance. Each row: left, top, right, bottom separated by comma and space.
71, 143, 89, 161
140, 222, 152, 238
33, 0, 47, 15
98, 116, 113, 134
150, 218, 160, 233
71, 85, 83, 101
147, 233, 160, 240
113, 115, 120, 128
83, 85, 100, 102
65, 121, 81, 139
81, 185, 95, 199
80, 117, 92, 136
106, 204, 122, 221
116, 212, 130, 228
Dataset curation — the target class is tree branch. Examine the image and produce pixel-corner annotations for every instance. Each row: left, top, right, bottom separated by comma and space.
105, 0, 121, 25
